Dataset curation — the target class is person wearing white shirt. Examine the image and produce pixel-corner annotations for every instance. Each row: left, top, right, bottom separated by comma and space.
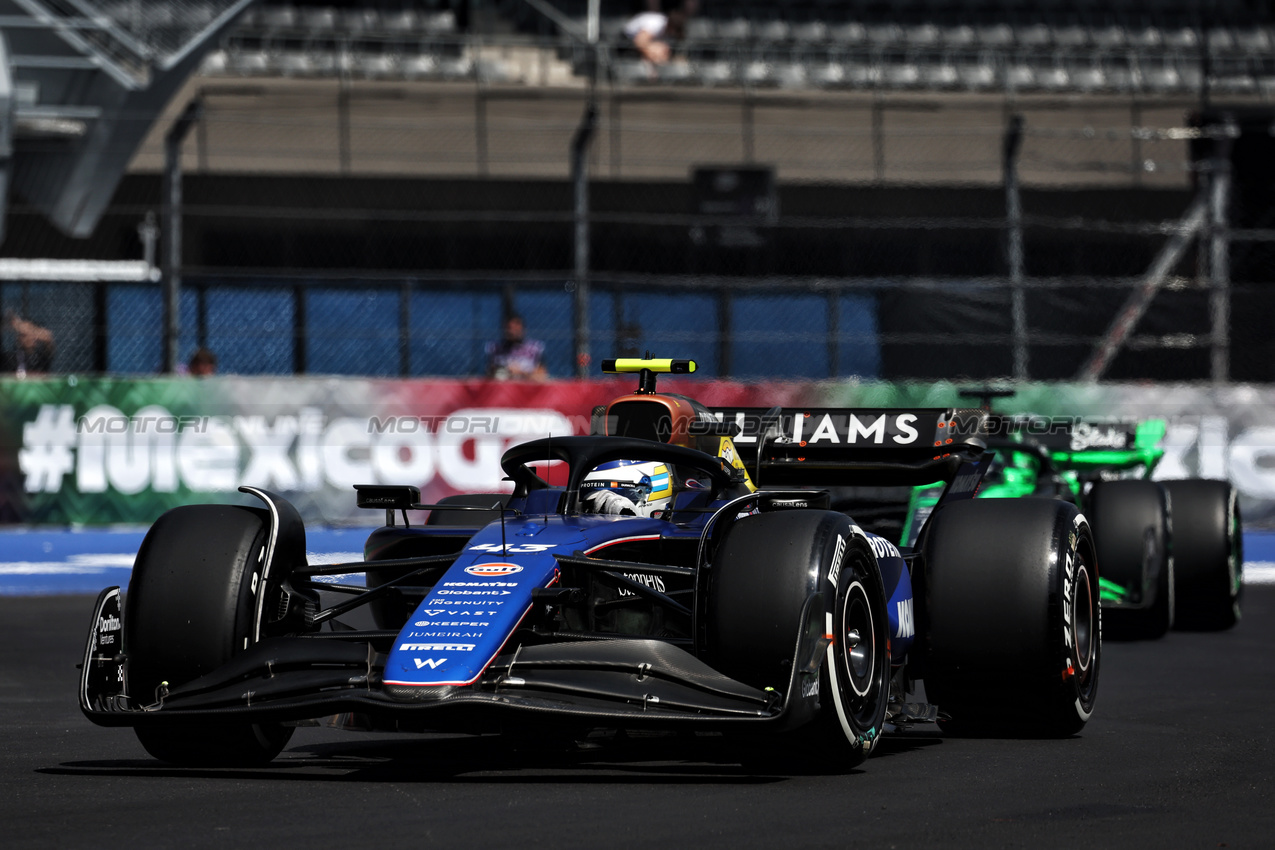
623, 1, 696, 65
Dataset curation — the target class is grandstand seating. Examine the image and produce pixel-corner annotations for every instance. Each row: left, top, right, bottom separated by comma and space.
178, 0, 1274, 95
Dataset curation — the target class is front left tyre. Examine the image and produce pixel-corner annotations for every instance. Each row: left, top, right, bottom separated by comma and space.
708, 510, 890, 770
125, 504, 295, 766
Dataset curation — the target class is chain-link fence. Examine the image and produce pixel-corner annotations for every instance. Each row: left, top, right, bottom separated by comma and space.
5, 270, 1272, 381
6, 50, 1275, 382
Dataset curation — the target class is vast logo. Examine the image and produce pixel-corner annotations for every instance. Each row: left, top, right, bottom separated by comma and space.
464, 563, 523, 577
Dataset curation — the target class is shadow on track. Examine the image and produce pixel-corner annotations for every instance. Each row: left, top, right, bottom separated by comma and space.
39, 726, 941, 784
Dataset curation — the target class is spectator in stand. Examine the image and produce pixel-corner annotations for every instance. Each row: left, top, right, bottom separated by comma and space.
486, 314, 547, 381
187, 347, 218, 377
624, 0, 696, 66
2, 310, 55, 377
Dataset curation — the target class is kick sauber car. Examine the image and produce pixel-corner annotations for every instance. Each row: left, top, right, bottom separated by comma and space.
80, 360, 1100, 769
898, 389, 1243, 639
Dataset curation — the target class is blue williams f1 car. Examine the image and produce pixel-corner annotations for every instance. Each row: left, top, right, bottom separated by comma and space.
80, 359, 1100, 769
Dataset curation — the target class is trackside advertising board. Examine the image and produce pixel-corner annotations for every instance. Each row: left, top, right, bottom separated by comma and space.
5, 376, 1275, 527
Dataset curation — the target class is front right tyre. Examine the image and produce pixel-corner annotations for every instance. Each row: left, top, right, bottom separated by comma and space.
1088, 480, 1173, 641
922, 498, 1100, 737
125, 504, 295, 766
1162, 479, 1242, 631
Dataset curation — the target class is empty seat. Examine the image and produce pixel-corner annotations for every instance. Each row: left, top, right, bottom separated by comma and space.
1091, 26, 1126, 51
685, 18, 717, 41
259, 6, 297, 30
696, 58, 737, 85
957, 55, 997, 90
342, 8, 380, 34
1016, 24, 1052, 48
755, 20, 791, 42
791, 21, 827, 43
382, 11, 419, 35
401, 53, 440, 79
717, 19, 751, 40
828, 22, 863, 45
357, 53, 397, 78
301, 7, 337, 32
421, 12, 457, 35
775, 61, 808, 88
1235, 28, 1271, 53
276, 50, 315, 76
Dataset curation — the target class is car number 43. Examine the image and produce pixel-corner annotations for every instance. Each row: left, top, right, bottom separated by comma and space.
468, 543, 556, 554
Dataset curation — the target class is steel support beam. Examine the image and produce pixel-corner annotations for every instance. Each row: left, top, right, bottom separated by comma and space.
570, 101, 597, 377
1208, 125, 1234, 384
161, 97, 201, 374
1004, 113, 1027, 380
1078, 198, 1208, 381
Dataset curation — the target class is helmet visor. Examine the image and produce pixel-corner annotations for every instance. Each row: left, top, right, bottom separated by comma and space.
580, 474, 653, 506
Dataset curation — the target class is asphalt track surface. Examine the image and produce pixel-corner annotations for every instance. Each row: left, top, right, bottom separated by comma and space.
3, 590, 1273, 849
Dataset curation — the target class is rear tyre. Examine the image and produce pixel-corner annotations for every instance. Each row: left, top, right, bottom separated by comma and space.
709, 510, 889, 771
1162, 479, 1242, 631
125, 505, 294, 766
923, 498, 1099, 737
1088, 480, 1172, 640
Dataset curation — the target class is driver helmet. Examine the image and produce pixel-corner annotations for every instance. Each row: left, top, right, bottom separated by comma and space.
581, 459, 674, 517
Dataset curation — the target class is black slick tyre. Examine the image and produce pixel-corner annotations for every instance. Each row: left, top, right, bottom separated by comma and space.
1088, 480, 1172, 640
708, 510, 889, 771
922, 498, 1099, 737
1162, 479, 1242, 631
124, 504, 293, 766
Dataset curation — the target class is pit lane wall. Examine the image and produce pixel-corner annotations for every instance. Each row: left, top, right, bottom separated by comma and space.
4, 376, 1275, 527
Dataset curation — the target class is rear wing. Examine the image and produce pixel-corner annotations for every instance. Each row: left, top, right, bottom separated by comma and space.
995, 416, 1165, 474
705, 407, 988, 487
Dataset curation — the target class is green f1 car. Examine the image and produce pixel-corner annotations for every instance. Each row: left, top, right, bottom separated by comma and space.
900, 389, 1242, 639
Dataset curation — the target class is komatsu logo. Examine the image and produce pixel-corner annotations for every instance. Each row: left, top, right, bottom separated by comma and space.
400, 643, 474, 652
442, 581, 517, 587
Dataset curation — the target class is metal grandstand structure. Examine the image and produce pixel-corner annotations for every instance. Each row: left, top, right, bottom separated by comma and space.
0, 0, 251, 241
197, 1, 1275, 97
2, 1, 1273, 383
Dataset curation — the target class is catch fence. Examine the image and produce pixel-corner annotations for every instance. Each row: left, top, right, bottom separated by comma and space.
4, 78, 1274, 383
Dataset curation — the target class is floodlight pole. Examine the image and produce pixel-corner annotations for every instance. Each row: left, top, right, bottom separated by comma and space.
1208, 118, 1234, 384
1003, 114, 1027, 381
571, 0, 600, 378
162, 97, 202, 374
